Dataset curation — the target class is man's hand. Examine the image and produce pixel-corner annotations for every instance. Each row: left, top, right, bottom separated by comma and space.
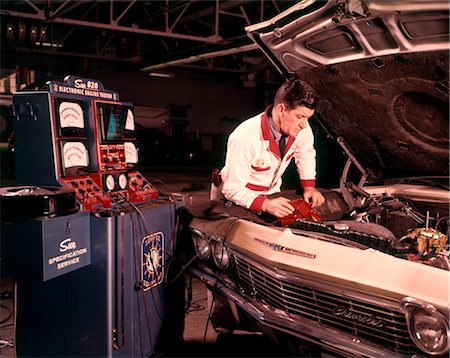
261, 197, 295, 217
303, 187, 325, 207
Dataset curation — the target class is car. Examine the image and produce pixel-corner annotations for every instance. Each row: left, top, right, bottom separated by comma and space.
179, 1, 449, 357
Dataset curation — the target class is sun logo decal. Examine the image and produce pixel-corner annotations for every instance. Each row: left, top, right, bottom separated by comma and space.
141, 232, 164, 291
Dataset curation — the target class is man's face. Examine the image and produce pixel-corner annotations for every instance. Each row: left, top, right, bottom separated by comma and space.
279, 104, 315, 137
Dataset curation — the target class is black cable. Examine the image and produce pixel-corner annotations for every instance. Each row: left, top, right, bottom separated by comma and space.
172, 217, 239, 286
131, 207, 163, 321
164, 249, 204, 286
182, 218, 241, 346
113, 197, 163, 356
131, 205, 165, 322
435, 215, 450, 235
130, 212, 146, 356
185, 274, 193, 316
203, 288, 216, 344
150, 178, 178, 255
114, 191, 178, 345
178, 216, 241, 323
185, 297, 207, 315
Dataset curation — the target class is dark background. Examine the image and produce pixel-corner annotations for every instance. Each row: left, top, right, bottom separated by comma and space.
0, 1, 345, 189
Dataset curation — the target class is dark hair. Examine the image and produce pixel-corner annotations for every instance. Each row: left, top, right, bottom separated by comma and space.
274, 78, 318, 110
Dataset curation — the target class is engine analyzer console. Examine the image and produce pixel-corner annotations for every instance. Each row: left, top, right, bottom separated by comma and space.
12, 75, 157, 211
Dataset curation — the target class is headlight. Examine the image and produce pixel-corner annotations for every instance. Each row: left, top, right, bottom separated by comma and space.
191, 229, 211, 261
402, 298, 449, 356
212, 239, 232, 270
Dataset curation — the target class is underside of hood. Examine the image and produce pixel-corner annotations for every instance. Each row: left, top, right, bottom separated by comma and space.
299, 51, 448, 180
247, 0, 449, 179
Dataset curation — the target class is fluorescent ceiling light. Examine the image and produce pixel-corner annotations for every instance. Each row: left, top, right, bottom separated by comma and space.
141, 43, 258, 71
35, 41, 63, 48
147, 72, 174, 78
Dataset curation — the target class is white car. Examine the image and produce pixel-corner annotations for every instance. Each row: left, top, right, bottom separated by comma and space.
182, 1, 449, 356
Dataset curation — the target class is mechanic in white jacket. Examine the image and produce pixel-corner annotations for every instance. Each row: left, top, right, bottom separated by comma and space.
216, 78, 325, 218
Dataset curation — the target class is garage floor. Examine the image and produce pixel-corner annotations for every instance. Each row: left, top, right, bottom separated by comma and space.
171, 276, 287, 357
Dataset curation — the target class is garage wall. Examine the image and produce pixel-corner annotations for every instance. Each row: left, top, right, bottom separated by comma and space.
83, 66, 281, 168
90, 68, 273, 135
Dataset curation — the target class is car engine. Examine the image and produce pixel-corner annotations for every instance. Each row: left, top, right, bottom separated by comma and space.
292, 180, 450, 271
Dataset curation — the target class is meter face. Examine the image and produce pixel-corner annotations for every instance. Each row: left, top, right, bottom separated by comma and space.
62, 142, 89, 168
124, 142, 138, 164
125, 109, 135, 131
58, 102, 84, 129
105, 174, 116, 191
118, 173, 128, 189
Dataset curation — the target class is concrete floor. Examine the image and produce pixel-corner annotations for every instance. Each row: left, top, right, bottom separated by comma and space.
175, 276, 286, 357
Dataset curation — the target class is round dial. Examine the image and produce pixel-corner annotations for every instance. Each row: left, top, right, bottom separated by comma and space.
125, 109, 135, 131
59, 102, 84, 129
105, 174, 116, 191
62, 142, 88, 168
124, 142, 138, 164
118, 173, 128, 190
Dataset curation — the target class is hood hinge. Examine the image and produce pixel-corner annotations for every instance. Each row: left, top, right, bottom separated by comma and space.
336, 136, 369, 210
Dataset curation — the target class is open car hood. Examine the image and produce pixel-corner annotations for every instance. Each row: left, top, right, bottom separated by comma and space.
246, 0, 449, 180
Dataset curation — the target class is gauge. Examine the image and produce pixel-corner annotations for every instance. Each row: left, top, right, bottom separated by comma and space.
125, 109, 135, 131
62, 142, 88, 168
59, 102, 84, 129
105, 174, 116, 192
124, 142, 138, 164
118, 173, 128, 190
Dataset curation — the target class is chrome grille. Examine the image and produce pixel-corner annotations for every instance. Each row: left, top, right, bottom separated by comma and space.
235, 256, 415, 352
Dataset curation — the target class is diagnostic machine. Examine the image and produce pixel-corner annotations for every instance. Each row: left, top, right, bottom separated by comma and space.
1, 75, 184, 356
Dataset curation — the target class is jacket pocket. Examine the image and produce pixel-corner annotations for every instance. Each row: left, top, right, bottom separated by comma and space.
251, 165, 270, 172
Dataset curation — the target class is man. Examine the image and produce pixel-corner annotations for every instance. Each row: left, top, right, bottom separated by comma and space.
216, 77, 325, 218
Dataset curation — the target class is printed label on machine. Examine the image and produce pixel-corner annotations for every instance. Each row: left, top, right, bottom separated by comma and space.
141, 232, 164, 291
48, 75, 119, 101
43, 213, 91, 281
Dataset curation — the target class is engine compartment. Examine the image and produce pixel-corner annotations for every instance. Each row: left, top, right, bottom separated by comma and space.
303, 181, 450, 271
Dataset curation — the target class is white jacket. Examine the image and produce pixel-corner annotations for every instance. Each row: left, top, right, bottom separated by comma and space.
217, 106, 317, 211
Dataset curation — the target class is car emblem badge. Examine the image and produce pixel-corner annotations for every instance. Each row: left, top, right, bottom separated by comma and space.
332, 306, 385, 328
254, 237, 316, 259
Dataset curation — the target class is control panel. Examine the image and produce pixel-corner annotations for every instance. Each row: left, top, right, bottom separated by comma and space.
12, 75, 157, 211
98, 144, 126, 170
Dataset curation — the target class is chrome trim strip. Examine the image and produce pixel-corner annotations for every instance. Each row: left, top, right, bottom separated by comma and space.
253, 237, 316, 258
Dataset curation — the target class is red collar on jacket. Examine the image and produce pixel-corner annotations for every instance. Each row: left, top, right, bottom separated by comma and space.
261, 105, 295, 158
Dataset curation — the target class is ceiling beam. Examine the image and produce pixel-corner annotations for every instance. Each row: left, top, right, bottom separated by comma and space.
0, 9, 220, 43
113, 0, 137, 25
140, 43, 258, 71
176, 1, 246, 25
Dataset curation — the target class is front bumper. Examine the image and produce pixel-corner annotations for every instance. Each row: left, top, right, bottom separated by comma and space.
189, 266, 421, 358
